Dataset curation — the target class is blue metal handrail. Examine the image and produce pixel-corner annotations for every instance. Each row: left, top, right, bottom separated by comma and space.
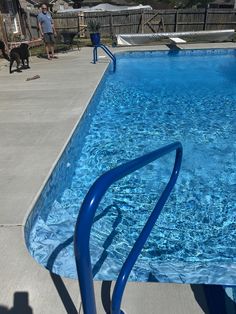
93, 44, 116, 71
74, 142, 183, 314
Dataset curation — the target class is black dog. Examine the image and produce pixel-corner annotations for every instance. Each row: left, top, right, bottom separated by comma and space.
0, 40, 10, 61
9, 43, 30, 74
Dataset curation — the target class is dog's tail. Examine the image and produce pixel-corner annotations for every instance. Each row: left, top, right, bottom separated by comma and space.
0, 40, 10, 61
2, 50, 10, 62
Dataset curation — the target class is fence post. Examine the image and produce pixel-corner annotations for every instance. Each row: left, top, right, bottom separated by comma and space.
24, 11, 33, 40
141, 10, 144, 33
77, 14, 80, 36
109, 13, 113, 38
78, 12, 85, 37
203, 7, 208, 30
0, 11, 9, 49
175, 9, 178, 32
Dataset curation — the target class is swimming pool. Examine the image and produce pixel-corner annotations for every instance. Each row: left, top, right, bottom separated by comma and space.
25, 49, 236, 285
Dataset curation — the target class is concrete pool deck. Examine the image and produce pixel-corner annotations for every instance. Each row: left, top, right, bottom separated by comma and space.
0, 42, 235, 313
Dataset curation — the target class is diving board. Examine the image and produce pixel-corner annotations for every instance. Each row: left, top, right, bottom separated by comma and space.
169, 37, 187, 44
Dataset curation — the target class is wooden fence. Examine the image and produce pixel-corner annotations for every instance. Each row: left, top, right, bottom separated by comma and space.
0, 11, 11, 46
1, 9, 236, 44
53, 9, 236, 38
0, 11, 39, 41
27, 12, 40, 39
0, 13, 8, 44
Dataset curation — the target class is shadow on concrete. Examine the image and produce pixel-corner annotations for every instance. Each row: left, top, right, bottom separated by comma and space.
101, 280, 113, 314
191, 284, 236, 314
49, 272, 78, 314
10, 65, 30, 74
46, 236, 78, 314
46, 203, 122, 314
0, 292, 33, 313
191, 284, 209, 313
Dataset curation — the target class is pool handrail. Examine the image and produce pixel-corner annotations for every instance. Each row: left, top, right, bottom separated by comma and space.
74, 141, 183, 314
93, 43, 116, 71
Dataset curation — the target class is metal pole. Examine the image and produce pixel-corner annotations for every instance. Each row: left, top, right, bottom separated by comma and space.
203, 7, 208, 31
175, 9, 178, 32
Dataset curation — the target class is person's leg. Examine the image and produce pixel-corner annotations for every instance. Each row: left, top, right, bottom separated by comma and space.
51, 44, 55, 58
49, 33, 57, 58
45, 43, 51, 59
47, 43, 52, 58
43, 34, 51, 59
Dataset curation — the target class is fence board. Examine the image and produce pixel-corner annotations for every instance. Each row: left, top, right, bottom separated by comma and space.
29, 13, 39, 39
0, 13, 6, 42
52, 9, 236, 38
2, 8, 236, 43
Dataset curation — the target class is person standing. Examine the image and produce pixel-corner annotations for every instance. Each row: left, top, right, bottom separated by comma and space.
37, 3, 57, 60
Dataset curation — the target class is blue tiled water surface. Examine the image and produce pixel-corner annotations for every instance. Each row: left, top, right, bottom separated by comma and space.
25, 49, 236, 285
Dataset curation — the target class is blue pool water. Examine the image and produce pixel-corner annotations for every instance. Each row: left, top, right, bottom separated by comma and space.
25, 49, 236, 285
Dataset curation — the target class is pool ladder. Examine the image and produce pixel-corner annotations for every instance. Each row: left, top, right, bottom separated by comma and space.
74, 142, 183, 314
93, 44, 116, 71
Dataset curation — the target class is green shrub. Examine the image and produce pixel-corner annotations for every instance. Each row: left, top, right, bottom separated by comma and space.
87, 20, 101, 33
